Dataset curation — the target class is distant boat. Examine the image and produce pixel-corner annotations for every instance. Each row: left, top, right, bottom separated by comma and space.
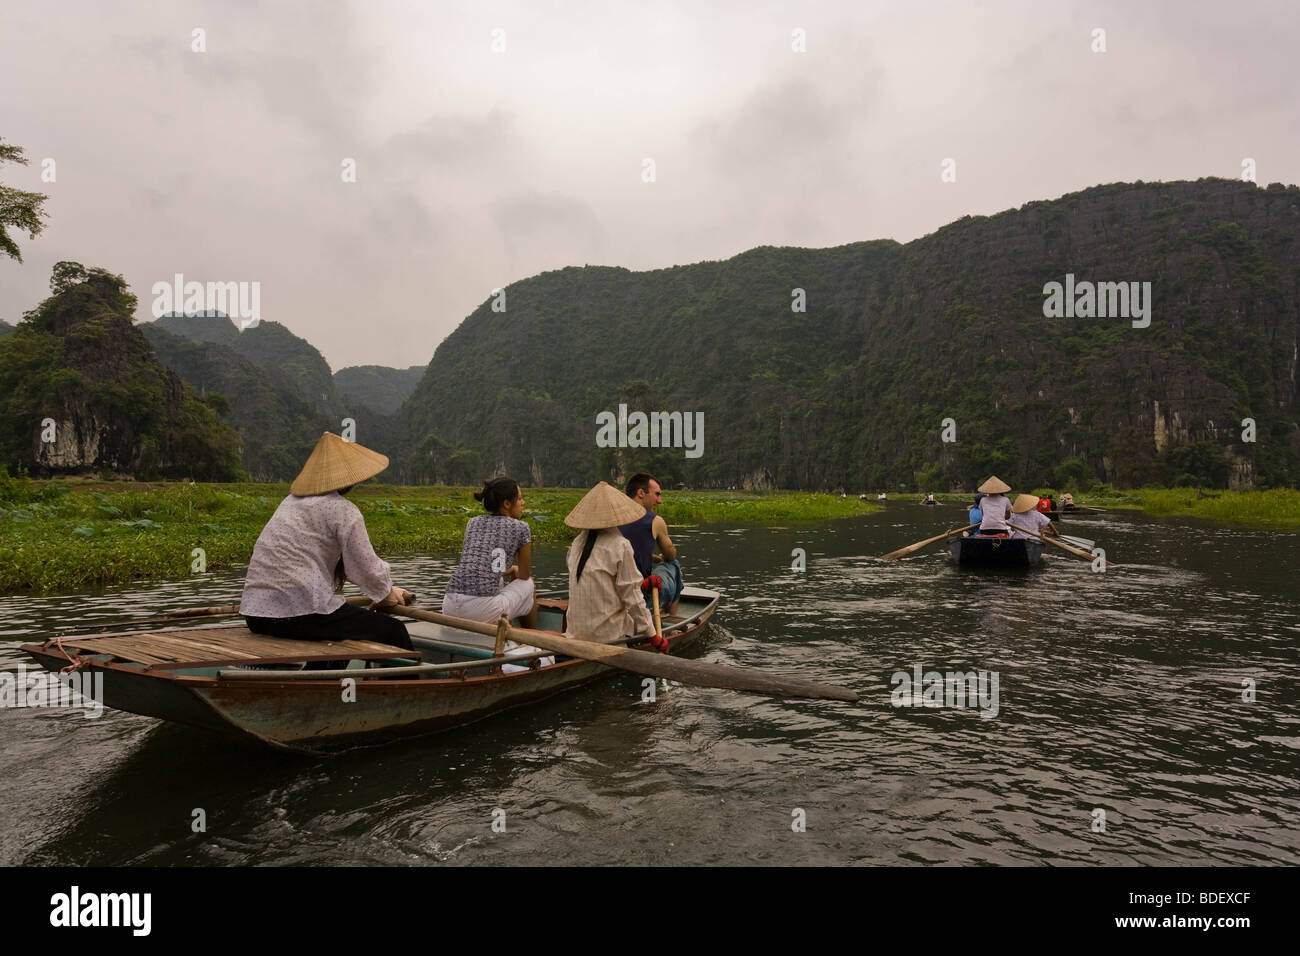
1061, 503, 1099, 515
949, 534, 1044, 566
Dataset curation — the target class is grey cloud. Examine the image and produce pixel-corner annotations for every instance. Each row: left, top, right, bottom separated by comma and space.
381, 110, 522, 174
491, 192, 609, 269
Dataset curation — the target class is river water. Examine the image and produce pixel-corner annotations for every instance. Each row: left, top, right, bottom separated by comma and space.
1, 505, 1296, 866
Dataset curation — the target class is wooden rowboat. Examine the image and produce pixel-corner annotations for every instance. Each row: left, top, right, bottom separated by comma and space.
21, 587, 720, 752
949, 534, 1044, 567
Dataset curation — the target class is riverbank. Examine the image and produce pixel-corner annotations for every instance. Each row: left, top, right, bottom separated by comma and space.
1073, 486, 1300, 527
0, 479, 876, 591
935, 486, 1300, 528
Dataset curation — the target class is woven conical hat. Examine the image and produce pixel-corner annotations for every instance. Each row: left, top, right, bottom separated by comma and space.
978, 475, 1012, 494
291, 432, 389, 496
1012, 493, 1041, 514
565, 481, 647, 529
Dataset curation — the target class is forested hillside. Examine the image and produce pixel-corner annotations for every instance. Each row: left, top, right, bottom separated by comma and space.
398, 179, 1300, 491
334, 364, 425, 417
143, 315, 404, 479
10, 181, 1293, 492
140, 323, 329, 480
152, 314, 344, 421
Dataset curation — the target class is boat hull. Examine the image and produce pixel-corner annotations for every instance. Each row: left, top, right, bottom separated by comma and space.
22, 588, 719, 750
949, 535, 1044, 566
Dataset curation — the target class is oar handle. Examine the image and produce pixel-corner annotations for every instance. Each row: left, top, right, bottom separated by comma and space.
651, 585, 665, 652
166, 594, 376, 618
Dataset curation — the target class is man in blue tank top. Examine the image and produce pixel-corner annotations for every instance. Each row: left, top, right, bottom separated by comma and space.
617, 473, 684, 616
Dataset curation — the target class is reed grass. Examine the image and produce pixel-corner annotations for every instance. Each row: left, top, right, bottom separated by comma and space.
1120, 487, 1300, 527
0, 480, 878, 592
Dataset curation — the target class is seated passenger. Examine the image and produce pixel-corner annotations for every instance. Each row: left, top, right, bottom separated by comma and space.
444, 476, 538, 628
564, 482, 663, 651
241, 432, 414, 651
968, 492, 984, 526
617, 472, 683, 616
976, 476, 1013, 535
443, 477, 548, 671
1010, 493, 1060, 540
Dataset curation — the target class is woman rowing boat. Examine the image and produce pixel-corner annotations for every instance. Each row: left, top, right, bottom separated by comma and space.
1009, 493, 1059, 540
563, 482, 665, 651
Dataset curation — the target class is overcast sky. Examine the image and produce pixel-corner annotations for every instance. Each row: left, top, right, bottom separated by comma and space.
2, 0, 1296, 369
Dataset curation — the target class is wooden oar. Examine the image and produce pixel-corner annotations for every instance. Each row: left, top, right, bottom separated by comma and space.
881, 523, 978, 561
1020, 527, 1109, 563
1059, 533, 1095, 550
389, 605, 859, 703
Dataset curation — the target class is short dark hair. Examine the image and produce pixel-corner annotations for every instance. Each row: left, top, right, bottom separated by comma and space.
625, 473, 656, 498
475, 476, 521, 513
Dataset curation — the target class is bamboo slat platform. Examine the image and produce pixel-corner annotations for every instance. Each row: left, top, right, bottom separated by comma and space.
44, 624, 411, 670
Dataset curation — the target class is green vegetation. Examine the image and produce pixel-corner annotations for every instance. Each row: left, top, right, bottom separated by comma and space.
0, 137, 49, 261
0, 263, 244, 480
1075, 486, 1300, 527
333, 364, 425, 417
398, 180, 1300, 491
142, 314, 374, 481
0, 479, 879, 592
658, 491, 871, 523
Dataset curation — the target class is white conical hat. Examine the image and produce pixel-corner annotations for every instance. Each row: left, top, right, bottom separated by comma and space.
978, 475, 1012, 494
290, 432, 389, 496
564, 481, 647, 529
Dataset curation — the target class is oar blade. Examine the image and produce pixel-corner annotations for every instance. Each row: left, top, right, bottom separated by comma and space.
392, 606, 858, 702
1047, 537, 1099, 560
1023, 529, 1104, 562
574, 639, 859, 702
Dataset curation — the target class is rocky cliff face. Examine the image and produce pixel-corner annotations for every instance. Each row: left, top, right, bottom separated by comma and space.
0, 266, 243, 479
398, 179, 1300, 490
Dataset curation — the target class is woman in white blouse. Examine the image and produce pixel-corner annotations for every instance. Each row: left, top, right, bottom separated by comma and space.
240, 432, 415, 649
975, 475, 1014, 535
